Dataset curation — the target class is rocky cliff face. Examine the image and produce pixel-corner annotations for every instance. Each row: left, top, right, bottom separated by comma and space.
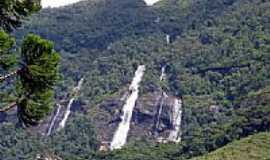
0, 68, 183, 150
0, 78, 87, 136
94, 89, 182, 146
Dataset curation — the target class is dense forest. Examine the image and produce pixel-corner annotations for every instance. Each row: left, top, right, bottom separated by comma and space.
0, 0, 269, 159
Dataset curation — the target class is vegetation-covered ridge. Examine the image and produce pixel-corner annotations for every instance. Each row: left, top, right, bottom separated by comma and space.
192, 132, 270, 160
0, 0, 269, 159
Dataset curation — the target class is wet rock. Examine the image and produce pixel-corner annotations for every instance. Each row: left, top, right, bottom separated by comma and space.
95, 90, 182, 144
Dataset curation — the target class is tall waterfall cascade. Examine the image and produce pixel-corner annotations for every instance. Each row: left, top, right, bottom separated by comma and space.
168, 98, 182, 143
58, 78, 84, 131
144, 0, 162, 6
156, 66, 183, 143
47, 104, 62, 136
110, 65, 146, 150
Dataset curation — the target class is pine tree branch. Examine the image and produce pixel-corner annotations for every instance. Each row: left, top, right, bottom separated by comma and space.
0, 102, 17, 112
0, 69, 20, 82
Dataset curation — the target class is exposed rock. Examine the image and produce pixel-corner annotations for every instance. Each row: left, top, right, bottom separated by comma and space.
99, 141, 110, 152
209, 105, 220, 113
94, 90, 182, 145
36, 153, 62, 160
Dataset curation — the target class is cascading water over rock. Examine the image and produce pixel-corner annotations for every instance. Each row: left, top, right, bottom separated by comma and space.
168, 98, 182, 142
58, 78, 84, 131
154, 66, 167, 134
154, 92, 168, 132
154, 66, 183, 143
58, 98, 75, 131
47, 104, 62, 136
166, 34, 170, 44
160, 66, 166, 81
110, 65, 146, 150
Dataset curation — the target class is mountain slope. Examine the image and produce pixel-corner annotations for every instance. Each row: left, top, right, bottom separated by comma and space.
0, 0, 269, 159
192, 132, 270, 160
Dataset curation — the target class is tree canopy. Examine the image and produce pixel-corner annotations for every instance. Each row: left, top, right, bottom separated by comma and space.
0, 0, 61, 126
0, 0, 41, 32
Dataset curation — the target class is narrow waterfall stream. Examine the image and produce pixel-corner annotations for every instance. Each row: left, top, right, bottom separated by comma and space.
155, 66, 167, 131
58, 78, 84, 131
166, 34, 170, 44
168, 98, 182, 143
155, 92, 168, 131
47, 104, 62, 136
155, 66, 183, 143
58, 98, 75, 131
110, 65, 146, 150
160, 66, 166, 81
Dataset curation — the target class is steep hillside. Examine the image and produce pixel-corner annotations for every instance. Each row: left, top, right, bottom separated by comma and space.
0, 0, 269, 159
192, 132, 270, 160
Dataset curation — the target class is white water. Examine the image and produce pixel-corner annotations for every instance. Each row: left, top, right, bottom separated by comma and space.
58, 98, 75, 130
74, 77, 85, 93
160, 66, 166, 81
166, 34, 170, 44
110, 65, 146, 150
155, 92, 167, 129
155, 66, 168, 130
58, 78, 84, 131
144, 0, 162, 6
168, 98, 182, 142
47, 104, 62, 136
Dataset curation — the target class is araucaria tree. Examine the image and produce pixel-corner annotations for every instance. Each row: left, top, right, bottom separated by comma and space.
0, 0, 61, 126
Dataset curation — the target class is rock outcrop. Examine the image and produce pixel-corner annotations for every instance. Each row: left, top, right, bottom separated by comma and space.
94, 90, 182, 146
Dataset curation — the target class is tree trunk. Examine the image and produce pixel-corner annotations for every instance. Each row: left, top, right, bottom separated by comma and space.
0, 69, 20, 82
0, 102, 17, 112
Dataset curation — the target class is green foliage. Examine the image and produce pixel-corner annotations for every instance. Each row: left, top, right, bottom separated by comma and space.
0, 30, 16, 70
0, 0, 60, 127
17, 34, 61, 126
21, 34, 61, 87
2, 0, 270, 159
0, 0, 41, 32
192, 132, 270, 160
0, 114, 98, 160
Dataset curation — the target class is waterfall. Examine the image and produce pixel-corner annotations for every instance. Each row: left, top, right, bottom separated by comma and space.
160, 66, 166, 81
58, 98, 75, 131
110, 65, 146, 150
157, 66, 167, 128
47, 104, 62, 136
166, 34, 170, 44
153, 66, 168, 135
155, 92, 168, 131
75, 77, 84, 92
58, 78, 84, 131
168, 98, 182, 143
